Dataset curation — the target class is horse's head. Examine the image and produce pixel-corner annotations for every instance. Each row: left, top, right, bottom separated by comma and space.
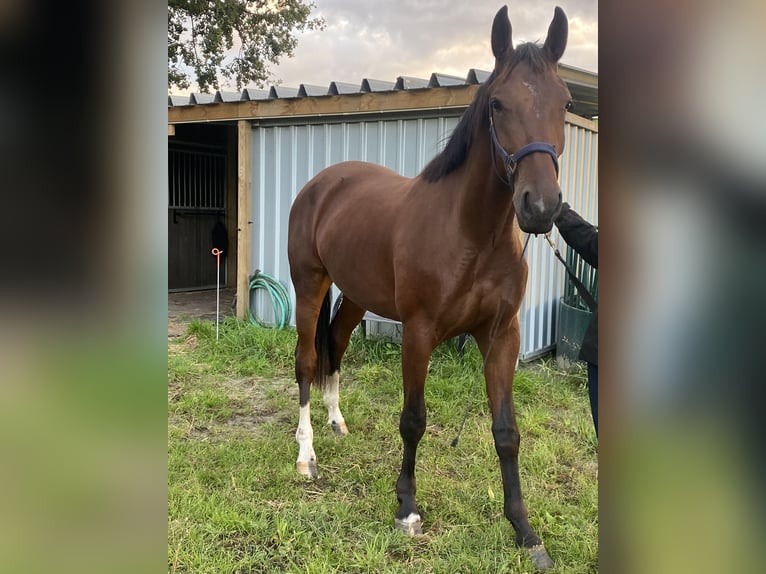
487, 6, 572, 234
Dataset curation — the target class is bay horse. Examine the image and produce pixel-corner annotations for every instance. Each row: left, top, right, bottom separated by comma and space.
287, 6, 571, 570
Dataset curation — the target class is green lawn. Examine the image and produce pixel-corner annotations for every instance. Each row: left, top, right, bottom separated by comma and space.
168, 318, 598, 573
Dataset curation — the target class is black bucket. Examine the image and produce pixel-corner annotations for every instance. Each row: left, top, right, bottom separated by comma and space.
556, 296, 592, 362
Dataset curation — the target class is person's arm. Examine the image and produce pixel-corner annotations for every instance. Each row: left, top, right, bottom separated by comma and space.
555, 202, 598, 268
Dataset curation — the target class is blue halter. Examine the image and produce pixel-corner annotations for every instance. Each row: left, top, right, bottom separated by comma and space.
489, 107, 559, 187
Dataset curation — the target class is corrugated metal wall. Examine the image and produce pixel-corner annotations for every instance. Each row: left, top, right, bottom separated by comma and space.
250, 112, 597, 359
249, 113, 461, 324
518, 119, 598, 359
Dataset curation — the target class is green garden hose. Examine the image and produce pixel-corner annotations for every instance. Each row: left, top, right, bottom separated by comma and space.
248, 270, 292, 329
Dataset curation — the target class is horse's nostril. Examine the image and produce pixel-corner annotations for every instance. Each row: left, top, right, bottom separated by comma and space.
522, 190, 531, 212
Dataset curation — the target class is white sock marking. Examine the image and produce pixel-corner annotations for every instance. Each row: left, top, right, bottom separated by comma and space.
295, 404, 315, 464
323, 371, 346, 429
399, 512, 421, 524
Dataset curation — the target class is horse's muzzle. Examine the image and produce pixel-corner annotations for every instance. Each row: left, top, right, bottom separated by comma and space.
515, 185, 563, 234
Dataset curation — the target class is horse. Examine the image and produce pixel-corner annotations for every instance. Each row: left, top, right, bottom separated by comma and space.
287, 6, 571, 570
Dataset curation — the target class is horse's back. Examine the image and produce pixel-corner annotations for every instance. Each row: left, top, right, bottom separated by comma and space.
290, 160, 408, 240
288, 161, 411, 315
295, 161, 407, 203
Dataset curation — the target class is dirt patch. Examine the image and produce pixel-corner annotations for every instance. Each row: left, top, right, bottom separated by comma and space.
222, 376, 297, 405
169, 369, 299, 441
227, 378, 295, 427
168, 288, 236, 338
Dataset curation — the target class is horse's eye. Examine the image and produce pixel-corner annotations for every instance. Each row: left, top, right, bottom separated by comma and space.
565, 100, 574, 112
491, 98, 503, 111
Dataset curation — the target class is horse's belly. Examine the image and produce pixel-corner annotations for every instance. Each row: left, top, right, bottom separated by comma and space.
324, 256, 400, 321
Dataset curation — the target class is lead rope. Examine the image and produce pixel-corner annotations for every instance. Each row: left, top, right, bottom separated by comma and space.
451, 390, 477, 447
451, 233, 532, 448
544, 232, 597, 312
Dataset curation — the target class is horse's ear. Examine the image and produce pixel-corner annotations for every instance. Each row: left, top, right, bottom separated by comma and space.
491, 5, 513, 69
543, 6, 568, 62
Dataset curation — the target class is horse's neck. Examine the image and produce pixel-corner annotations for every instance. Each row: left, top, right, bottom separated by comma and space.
450, 141, 519, 250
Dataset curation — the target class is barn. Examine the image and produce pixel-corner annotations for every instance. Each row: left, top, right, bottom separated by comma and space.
167, 64, 598, 360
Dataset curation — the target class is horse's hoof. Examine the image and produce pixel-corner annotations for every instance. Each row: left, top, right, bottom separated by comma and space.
394, 514, 423, 536
296, 460, 317, 479
527, 544, 554, 571
331, 421, 349, 436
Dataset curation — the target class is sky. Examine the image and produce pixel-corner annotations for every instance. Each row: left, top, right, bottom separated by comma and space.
181, 0, 597, 94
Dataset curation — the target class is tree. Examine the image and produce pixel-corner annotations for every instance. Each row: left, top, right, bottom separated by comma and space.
168, 0, 324, 92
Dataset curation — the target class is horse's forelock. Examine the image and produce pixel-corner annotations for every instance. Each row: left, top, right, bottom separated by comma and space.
509, 42, 552, 74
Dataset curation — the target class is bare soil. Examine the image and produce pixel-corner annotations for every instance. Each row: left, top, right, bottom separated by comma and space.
168, 288, 236, 338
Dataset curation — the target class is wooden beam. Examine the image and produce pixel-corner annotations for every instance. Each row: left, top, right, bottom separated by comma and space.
167, 124, 175, 136
225, 126, 238, 288
235, 120, 252, 321
565, 111, 599, 132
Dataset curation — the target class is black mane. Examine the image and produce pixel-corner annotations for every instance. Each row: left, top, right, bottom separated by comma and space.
421, 43, 551, 183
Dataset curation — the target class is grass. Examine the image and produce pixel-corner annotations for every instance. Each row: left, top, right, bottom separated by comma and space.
169, 317, 598, 573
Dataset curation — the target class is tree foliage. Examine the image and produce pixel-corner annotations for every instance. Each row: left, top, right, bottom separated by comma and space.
168, 0, 324, 92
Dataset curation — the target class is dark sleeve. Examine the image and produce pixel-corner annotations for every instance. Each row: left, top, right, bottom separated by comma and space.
555, 203, 598, 268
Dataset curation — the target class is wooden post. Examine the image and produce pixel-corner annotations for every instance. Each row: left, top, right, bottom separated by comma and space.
225, 126, 238, 288
236, 120, 251, 321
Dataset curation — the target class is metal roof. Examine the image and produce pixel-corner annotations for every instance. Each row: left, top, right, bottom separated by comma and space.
168, 94, 189, 107
394, 75, 430, 90
297, 84, 327, 97
241, 87, 269, 101
168, 64, 598, 118
466, 68, 491, 84
328, 81, 359, 95
189, 92, 214, 105
428, 73, 466, 88
361, 78, 396, 92
269, 85, 299, 99
214, 91, 241, 103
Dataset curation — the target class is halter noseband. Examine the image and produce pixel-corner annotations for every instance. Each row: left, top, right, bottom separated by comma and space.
489, 106, 559, 188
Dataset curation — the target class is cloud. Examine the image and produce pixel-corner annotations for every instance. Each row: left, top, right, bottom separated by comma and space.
564, 16, 599, 71
215, 0, 597, 91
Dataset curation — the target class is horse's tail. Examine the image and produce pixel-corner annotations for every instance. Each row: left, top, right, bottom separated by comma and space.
313, 288, 333, 390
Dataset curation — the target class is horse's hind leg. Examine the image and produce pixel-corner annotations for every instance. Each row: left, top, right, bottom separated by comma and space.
324, 296, 366, 435
293, 273, 331, 479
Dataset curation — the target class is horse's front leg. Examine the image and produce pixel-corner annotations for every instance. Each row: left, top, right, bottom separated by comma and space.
394, 322, 433, 536
473, 315, 554, 571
